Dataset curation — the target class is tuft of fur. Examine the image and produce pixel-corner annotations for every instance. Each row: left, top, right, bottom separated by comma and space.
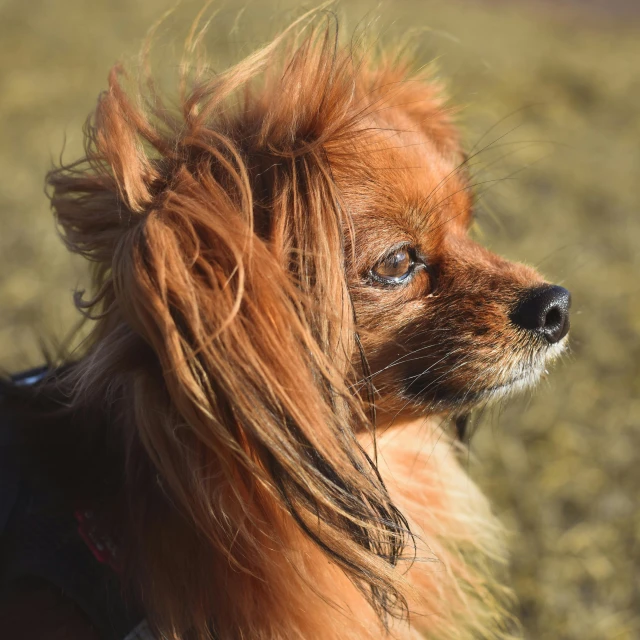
34, 11, 524, 640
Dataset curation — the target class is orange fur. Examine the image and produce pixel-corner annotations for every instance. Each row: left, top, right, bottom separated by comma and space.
8, 10, 571, 639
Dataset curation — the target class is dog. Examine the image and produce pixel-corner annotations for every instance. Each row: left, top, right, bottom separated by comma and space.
0, 13, 570, 640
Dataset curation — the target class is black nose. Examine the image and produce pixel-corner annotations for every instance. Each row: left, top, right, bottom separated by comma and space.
511, 285, 571, 344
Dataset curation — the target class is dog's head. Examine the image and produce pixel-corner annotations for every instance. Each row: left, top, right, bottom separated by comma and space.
239, 33, 571, 422
333, 98, 570, 419
46, 17, 568, 635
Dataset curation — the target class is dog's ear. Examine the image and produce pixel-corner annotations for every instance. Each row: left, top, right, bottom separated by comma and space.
48, 32, 411, 636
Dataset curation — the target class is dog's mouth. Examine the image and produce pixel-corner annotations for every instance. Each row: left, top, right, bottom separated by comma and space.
403, 333, 569, 413
471, 334, 568, 401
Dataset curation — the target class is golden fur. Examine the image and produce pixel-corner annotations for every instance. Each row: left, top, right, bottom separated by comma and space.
7, 10, 570, 639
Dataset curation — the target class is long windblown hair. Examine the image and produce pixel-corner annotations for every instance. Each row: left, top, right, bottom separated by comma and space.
37, 11, 515, 639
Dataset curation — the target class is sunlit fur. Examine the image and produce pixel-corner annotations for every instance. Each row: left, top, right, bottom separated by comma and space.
21, 12, 569, 640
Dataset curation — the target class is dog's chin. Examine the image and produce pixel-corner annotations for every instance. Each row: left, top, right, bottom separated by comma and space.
472, 370, 543, 404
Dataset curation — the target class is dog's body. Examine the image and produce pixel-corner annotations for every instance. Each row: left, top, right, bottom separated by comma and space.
0, 15, 569, 640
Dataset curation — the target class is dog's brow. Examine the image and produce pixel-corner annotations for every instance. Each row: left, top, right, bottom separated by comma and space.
411, 178, 474, 237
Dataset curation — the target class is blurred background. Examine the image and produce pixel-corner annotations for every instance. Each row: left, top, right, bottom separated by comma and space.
1, 1, 638, 638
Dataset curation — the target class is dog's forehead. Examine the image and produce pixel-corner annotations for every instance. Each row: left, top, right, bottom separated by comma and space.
336, 125, 472, 240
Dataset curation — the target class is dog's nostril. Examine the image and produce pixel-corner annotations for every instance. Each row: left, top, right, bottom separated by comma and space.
511, 285, 571, 344
545, 306, 562, 329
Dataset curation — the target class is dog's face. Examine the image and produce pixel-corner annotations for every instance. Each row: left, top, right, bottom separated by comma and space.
331, 107, 570, 418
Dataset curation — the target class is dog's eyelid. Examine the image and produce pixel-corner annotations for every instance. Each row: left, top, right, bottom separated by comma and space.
373, 241, 414, 263
375, 242, 427, 263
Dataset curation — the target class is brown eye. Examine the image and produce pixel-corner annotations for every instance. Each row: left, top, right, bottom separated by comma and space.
370, 246, 418, 285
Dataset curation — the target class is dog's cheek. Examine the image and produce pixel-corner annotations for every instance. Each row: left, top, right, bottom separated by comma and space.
352, 287, 428, 349
382, 296, 516, 405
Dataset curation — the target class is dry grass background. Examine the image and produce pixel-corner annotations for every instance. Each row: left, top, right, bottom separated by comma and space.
1, 1, 638, 638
